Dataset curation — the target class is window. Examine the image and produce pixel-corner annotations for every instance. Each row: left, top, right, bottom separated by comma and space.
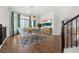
14, 13, 18, 34
20, 15, 29, 28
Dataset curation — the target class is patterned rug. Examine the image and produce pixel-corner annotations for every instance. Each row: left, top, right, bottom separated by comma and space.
19, 35, 46, 47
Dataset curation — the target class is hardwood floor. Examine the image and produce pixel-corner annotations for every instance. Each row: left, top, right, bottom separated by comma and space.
0, 34, 61, 53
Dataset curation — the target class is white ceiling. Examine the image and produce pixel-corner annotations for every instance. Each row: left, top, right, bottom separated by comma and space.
9, 6, 79, 17
9, 6, 55, 16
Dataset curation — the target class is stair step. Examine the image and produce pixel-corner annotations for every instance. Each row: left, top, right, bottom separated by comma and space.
64, 46, 79, 53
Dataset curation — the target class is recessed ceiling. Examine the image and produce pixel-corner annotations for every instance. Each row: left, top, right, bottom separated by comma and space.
9, 6, 55, 16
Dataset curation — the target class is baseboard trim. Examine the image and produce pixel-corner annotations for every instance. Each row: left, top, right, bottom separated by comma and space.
0, 36, 11, 48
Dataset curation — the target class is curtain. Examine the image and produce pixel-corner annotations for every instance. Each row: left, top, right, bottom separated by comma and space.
17, 14, 20, 34
18, 14, 20, 27
11, 11, 14, 36
29, 16, 31, 27
33, 20, 36, 27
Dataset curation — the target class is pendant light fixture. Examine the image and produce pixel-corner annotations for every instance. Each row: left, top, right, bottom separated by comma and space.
29, 6, 33, 42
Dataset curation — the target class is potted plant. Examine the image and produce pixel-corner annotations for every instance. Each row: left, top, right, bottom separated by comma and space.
37, 23, 42, 29
37, 23, 42, 34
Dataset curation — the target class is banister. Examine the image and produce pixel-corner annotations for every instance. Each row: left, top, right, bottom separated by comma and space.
61, 21, 64, 53
61, 14, 79, 53
64, 14, 79, 25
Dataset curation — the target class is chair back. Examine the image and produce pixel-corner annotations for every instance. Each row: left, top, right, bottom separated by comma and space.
18, 28, 29, 36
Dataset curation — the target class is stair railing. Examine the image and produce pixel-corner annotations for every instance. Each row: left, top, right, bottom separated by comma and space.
61, 15, 79, 52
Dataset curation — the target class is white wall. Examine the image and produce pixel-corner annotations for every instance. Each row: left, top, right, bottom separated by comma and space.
40, 6, 79, 35
0, 7, 11, 37
54, 7, 79, 35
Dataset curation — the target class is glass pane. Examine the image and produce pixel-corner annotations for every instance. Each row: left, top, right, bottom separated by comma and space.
14, 13, 18, 34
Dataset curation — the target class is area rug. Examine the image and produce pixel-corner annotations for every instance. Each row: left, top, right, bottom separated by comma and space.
19, 35, 46, 47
